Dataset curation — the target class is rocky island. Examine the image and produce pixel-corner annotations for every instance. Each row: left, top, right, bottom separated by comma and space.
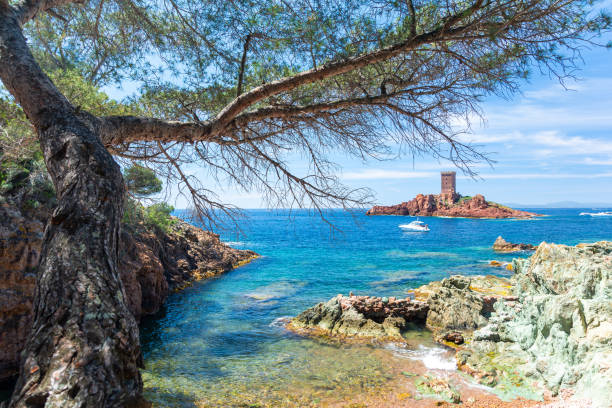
366, 172, 540, 218
289, 241, 612, 407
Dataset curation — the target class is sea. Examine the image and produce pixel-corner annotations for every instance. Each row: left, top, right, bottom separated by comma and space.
136, 208, 612, 407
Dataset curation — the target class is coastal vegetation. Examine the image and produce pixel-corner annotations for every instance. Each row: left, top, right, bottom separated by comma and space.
0, 0, 611, 406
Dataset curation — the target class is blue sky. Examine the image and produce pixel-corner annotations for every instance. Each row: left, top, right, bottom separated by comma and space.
107, 24, 612, 209
335, 45, 612, 207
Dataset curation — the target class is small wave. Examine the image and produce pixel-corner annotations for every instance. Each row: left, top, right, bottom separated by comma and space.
580, 211, 612, 217
386, 250, 459, 259
269, 317, 292, 328
225, 241, 246, 246
386, 344, 457, 371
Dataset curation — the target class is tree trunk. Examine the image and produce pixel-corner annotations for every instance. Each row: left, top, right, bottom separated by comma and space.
0, 8, 146, 408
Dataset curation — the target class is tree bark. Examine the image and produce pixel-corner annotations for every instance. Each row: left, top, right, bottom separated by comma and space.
0, 7, 146, 408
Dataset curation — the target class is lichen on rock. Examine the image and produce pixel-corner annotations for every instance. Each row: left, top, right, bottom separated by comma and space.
459, 241, 612, 407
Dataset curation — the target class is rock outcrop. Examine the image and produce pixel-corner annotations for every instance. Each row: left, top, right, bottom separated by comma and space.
457, 242, 612, 407
289, 275, 516, 342
288, 294, 429, 340
492, 236, 537, 252
421, 275, 512, 332
0, 203, 257, 382
366, 193, 539, 218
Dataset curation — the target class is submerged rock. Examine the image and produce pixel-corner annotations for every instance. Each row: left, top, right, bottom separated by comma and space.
493, 236, 537, 252
459, 241, 612, 407
288, 294, 429, 340
414, 374, 461, 403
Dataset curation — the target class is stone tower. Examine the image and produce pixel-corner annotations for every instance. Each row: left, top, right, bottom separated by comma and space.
440, 171, 456, 202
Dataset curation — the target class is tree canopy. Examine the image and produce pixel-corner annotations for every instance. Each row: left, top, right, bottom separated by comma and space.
4, 0, 608, 227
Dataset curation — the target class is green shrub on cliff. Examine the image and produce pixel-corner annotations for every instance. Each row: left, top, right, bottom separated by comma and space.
457, 195, 472, 204
122, 200, 176, 233
144, 203, 176, 232
121, 165, 175, 232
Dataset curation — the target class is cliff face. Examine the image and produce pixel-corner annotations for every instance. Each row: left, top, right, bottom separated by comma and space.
366, 193, 538, 218
0, 203, 257, 382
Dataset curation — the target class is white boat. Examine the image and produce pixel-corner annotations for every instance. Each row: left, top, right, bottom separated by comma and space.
579, 211, 612, 217
399, 220, 430, 232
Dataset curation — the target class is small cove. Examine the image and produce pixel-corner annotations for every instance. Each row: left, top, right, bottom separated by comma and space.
4, 209, 606, 405
138, 208, 611, 406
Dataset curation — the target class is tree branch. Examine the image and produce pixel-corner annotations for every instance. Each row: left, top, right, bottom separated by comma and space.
99, 115, 214, 146
236, 34, 252, 97
211, 0, 485, 132
13, 0, 81, 25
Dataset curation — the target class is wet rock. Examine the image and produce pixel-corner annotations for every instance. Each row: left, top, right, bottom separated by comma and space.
366, 193, 539, 218
493, 236, 536, 252
437, 331, 464, 345
460, 241, 612, 408
289, 294, 429, 340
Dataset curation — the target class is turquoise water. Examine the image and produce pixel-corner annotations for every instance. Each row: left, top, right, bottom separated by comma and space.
138, 208, 612, 407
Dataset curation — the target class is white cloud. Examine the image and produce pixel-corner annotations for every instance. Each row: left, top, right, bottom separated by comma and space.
461, 129, 612, 158
455, 78, 612, 143
583, 157, 612, 166
460, 172, 612, 180
341, 169, 436, 180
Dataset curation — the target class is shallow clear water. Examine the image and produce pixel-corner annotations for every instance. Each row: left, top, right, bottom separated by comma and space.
138, 208, 612, 407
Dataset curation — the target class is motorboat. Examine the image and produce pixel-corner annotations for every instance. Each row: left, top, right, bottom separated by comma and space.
399, 220, 430, 232
579, 211, 612, 216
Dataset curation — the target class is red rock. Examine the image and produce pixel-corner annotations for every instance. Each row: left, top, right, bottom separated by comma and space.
366, 193, 540, 218
0, 203, 257, 382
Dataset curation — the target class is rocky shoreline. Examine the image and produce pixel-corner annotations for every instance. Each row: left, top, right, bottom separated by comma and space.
366, 193, 539, 218
288, 241, 612, 407
0, 202, 257, 383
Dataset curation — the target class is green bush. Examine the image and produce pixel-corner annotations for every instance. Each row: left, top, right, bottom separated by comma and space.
123, 199, 176, 233
457, 195, 472, 204
144, 202, 176, 232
